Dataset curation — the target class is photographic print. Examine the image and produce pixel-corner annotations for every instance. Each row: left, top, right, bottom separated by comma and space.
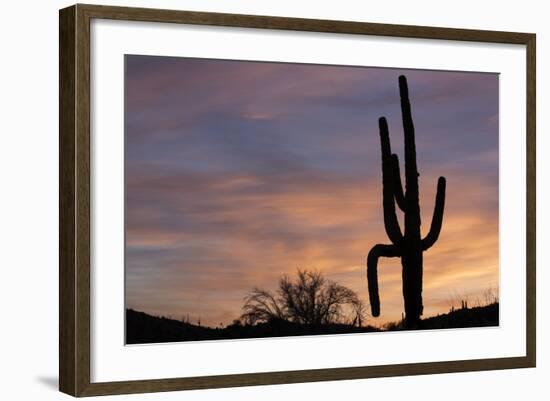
124, 55, 499, 344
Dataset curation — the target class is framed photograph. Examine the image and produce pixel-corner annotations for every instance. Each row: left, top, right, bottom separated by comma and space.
59, 4, 536, 397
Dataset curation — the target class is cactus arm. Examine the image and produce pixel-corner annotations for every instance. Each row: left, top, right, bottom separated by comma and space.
367, 243, 401, 317
422, 177, 447, 250
379, 117, 403, 245
390, 154, 406, 211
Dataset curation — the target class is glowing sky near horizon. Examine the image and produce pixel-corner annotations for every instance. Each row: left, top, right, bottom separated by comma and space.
124, 55, 499, 328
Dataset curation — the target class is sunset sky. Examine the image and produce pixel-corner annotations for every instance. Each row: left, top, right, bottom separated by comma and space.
125, 55, 499, 328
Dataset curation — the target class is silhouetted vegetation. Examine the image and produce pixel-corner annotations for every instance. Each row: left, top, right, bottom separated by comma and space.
123, 76, 501, 345
126, 265, 499, 344
242, 269, 366, 326
383, 302, 499, 331
126, 269, 376, 344
126, 309, 380, 344
368, 75, 447, 328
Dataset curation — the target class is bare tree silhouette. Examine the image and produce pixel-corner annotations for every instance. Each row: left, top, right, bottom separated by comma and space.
242, 269, 366, 327
367, 75, 447, 328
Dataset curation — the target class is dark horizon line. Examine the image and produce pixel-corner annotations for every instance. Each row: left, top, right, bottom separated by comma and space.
125, 300, 500, 330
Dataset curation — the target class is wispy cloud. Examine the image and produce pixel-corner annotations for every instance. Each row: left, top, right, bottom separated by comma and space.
125, 55, 499, 327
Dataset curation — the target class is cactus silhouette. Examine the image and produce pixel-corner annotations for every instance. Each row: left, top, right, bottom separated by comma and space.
367, 75, 447, 328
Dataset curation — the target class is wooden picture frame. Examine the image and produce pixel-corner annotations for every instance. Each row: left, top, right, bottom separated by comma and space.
59, 3, 536, 397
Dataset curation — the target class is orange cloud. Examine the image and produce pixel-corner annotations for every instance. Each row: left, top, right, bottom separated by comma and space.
124, 57, 499, 328
126, 168, 498, 327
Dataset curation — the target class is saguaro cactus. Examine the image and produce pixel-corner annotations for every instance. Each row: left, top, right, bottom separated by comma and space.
367, 75, 447, 328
